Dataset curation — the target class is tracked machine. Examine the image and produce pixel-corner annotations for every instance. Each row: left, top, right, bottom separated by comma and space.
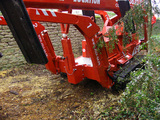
0, 0, 155, 88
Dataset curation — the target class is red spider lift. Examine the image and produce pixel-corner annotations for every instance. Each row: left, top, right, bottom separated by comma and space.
0, 0, 155, 88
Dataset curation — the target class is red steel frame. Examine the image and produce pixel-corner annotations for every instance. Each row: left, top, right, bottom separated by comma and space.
0, 0, 149, 88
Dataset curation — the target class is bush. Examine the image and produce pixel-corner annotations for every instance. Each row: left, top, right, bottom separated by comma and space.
117, 37, 160, 119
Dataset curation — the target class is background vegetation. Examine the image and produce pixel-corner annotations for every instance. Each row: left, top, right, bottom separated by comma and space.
100, 2, 160, 119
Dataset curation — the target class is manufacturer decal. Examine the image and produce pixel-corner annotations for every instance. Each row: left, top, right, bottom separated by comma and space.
38, 34, 48, 57
73, 0, 100, 4
132, 45, 140, 56
92, 38, 101, 66
115, 3, 119, 7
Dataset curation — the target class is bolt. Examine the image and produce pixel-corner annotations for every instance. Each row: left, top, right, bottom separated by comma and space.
62, 34, 67, 38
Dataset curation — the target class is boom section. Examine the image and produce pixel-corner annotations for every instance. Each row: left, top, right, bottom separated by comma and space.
23, 0, 119, 12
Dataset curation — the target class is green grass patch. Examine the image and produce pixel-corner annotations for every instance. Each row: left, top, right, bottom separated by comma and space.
107, 11, 116, 18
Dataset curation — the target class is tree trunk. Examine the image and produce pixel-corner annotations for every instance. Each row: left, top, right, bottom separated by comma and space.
147, 0, 152, 54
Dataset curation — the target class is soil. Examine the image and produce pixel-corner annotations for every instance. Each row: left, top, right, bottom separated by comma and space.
0, 64, 121, 120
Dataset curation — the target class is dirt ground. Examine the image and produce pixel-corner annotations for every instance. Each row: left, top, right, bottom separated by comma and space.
0, 64, 121, 120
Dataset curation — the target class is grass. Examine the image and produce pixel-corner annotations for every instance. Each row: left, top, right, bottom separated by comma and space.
107, 11, 116, 18
95, 11, 116, 18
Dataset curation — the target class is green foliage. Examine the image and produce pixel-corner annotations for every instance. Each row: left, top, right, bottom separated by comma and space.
99, 1, 160, 119
119, 52, 160, 119
93, 36, 106, 53
95, 2, 148, 52
115, 2, 148, 46
108, 35, 160, 119
107, 28, 118, 51
90, 92, 94, 95
152, 20, 160, 36
94, 27, 119, 53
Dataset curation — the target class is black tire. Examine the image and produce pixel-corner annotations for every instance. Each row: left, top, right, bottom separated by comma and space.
60, 72, 67, 78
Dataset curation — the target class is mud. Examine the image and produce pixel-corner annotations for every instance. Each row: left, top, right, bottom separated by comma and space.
0, 64, 121, 120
